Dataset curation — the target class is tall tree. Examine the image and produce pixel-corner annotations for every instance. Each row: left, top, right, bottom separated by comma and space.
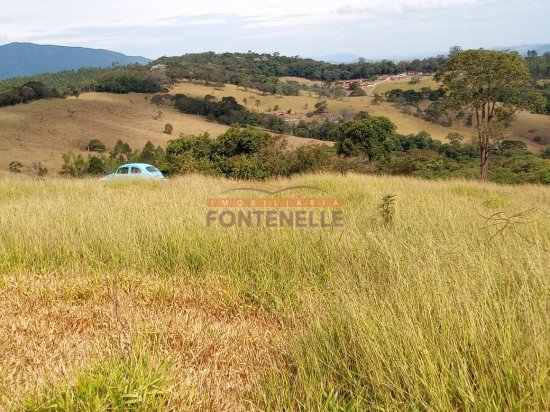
435, 50, 545, 181
448, 46, 463, 58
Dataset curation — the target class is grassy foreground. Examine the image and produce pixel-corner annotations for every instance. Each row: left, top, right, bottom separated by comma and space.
0, 174, 548, 411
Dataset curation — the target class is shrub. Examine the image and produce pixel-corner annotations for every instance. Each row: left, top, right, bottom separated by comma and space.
446, 132, 464, 145
9, 161, 23, 173
86, 139, 106, 153
349, 88, 366, 97
216, 126, 272, 157
314, 100, 328, 114
164, 123, 173, 134
59, 152, 88, 177
87, 156, 105, 175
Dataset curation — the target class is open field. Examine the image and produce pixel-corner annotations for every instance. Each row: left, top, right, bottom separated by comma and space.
372, 76, 439, 94
0, 93, 229, 174
0, 92, 326, 175
0, 173, 549, 410
279, 76, 324, 87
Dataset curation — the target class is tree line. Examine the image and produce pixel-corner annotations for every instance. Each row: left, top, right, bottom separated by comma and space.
0, 65, 165, 108
58, 119, 550, 184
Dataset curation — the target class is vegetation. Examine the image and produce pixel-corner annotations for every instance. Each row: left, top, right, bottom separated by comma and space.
8, 161, 23, 173
0, 174, 548, 410
57, 120, 550, 184
525, 49, 550, 79
24, 351, 171, 411
0, 80, 61, 107
436, 50, 546, 180
163, 123, 173, 135
1, 45, 550, 411
334, 117, 396, 160
86, 138, 107, 153
0, 65, 164, 108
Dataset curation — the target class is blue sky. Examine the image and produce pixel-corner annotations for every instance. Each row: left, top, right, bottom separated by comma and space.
0, 0, 549, 59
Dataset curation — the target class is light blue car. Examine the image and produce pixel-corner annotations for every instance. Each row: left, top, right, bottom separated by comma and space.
100, 163, 166, 181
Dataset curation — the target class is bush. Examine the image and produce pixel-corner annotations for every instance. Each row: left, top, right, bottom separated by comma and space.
87, 156, 105, 175
59, 152, 88, 177
86, 139, 106, 153
9, 161, 23, 173
288, 145, 335, 174
164, 123, 173, 134
314, 100, 328, 114
216, 126, 272, 157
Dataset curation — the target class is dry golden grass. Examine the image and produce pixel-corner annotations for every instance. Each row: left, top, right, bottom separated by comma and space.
279, 76, 323, 87
373, 76, 439, 94
0, 93, 229, 174
0, 173, 549, 410
0, 92, 326, 175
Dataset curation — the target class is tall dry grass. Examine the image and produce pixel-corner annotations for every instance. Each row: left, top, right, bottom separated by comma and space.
0, 174, 548, 410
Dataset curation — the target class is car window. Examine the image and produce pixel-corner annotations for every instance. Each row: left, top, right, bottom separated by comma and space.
117, 167, 129, 175
131, 167, 141, 174
146, 166, 160, 173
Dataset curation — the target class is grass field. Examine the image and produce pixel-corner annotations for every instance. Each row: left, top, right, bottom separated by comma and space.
0, 92, 326, 175
0, 173, 548, 410
372, 76, 439, 94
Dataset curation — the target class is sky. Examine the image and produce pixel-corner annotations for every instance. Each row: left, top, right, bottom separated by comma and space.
0, 0, 549, 59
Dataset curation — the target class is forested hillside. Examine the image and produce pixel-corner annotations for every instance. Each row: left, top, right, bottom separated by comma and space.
0, 42, 150, 80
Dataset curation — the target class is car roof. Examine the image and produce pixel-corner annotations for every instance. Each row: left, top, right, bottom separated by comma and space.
117, 163, 156, 168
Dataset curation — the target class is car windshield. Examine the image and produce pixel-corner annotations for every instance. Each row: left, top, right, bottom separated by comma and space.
117, 167, 129, 174
146, 166, 160, 173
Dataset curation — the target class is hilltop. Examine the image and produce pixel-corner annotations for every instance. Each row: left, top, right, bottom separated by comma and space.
0, 43, 151, 80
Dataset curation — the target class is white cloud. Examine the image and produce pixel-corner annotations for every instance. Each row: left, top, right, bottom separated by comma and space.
1, 0, 549, 58
337, 0, 482, 15
1, 0, 486, 38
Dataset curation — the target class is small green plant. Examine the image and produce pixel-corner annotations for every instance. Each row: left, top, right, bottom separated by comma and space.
23, 350, 171, 411
378, 194, 396, 226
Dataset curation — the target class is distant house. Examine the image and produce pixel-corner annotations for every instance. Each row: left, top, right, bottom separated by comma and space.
390, 73, 408, 80
335, 79, 371, 89
150, 64, 167, 71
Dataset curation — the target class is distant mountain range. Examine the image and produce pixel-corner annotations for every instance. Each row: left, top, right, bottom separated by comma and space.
0, 43, 151, 80
315, 44, 550, 64
314, 53, 366, 64
495, 43, 550, 55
